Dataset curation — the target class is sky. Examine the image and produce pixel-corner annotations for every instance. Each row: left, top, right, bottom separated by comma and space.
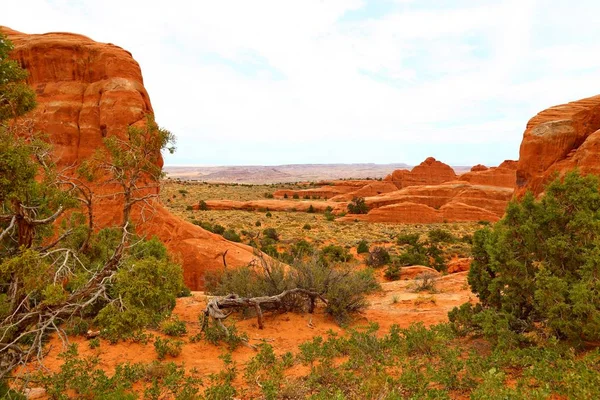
4, 0, 600, 167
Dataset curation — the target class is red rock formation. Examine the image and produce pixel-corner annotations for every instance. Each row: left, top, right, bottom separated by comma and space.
458, 160, 517, 188
447, 257, 471, 274
516, 95, 600, 196
338, 182, 511, 224
2, 27, 257, 289
384, 157, 457, 189
274, 180, 374, 200
470, 164, 488, 172
329, 181, 398, 201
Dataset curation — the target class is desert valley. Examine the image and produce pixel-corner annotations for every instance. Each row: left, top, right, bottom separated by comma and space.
2, 12, 600, 400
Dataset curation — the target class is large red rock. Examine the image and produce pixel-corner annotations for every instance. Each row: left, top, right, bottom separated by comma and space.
516, 95, 600, 196
338, 182, 511, 224
458, 160, 517, 188
2, 27, 257, 290
384, 157, 457, 189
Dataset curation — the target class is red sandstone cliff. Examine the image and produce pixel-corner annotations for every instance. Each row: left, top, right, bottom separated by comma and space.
515, 95, 600, 196
2, 27, 257, 290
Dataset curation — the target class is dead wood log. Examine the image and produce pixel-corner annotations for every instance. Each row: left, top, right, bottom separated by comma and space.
202, 288, 327, 331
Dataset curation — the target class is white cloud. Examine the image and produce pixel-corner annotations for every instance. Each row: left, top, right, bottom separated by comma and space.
4, 0, 600, 166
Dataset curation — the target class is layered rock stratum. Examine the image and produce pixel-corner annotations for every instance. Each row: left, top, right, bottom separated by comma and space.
2, 26, 257, 290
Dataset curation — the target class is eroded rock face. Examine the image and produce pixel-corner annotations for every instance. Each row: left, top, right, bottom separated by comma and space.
516, 95, 600, 196
458, 160, 517, 188
2, 27, 257, 289
384, 157, 457, 189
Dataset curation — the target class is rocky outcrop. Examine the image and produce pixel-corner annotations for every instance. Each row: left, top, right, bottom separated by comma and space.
329, 181, 399, 201
3, 27, 257, 289
458, 160, 517, 188
274, 180, 374, 200
384, 157, 457, 189
516, 95, 600, 196
339, 182, 512, 224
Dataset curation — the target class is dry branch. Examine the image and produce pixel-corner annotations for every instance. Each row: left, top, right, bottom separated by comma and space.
202, 288, 327, 331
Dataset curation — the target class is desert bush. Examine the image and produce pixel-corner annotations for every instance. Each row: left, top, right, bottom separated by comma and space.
365, 246, 391, 267
264, 192, 274, 199
255, 220, 261, 227
384, 264, 401, 281
293, 194, 300, 199
356, 239, 369, 254
307, 204, 316, 213
283, 193, 288, 198
160, 317, 187, 337
211, 224, 225, 235
459, 171, 600, 344
347, 197, 368, 214
413, 273, 437, 292
198, 200, 209, 210
320, 245, 353, 264
427, 228, 455, 243
154, 337, 183, 360
223, 229, 241, 242
262, 227, 279, 241
303, 223, 312, 230
397, 233, 420, 246
324, 211, 335, 221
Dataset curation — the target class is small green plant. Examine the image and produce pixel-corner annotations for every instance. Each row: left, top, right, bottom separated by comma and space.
307, 204, 316, 213
160, 317, 187, 337
264, 192, 274, 199
198, 200, 209, 211
357, 240, 369, 254
263, 227, 280, 241
266, 211, 272, 218
255, 220, 262, 227
303, 224, 312, 230
154, 337, 183, 360
212, 224, 225, 235
413, 273, 437, 293
88, 338, 100, 349
223, 229, 241, 242
293, 194, 300, 199
347, 197, 368, 214
283, 193, 288, 199
384, 264, 401, 281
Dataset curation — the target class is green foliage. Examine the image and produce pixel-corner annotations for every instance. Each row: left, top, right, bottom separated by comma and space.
202, 320, 248, 351
153, 337, 183, 360
427, 228, 455, 243
384, 264, 401, 281
320, 245, 353, 264
96, 238, 185, 341
302, 223, 312, 230
347, 197, 368, 214
356, 239, 369, 254
365, 246, 391, 268
223, 229, 241, 242
307, 204, 316, 213
262, 227, 279, 241
160, 317, 187, 337
292, 194, 300, 199
0, 33, 36, 121
88, 338, 100, 349
198, 199, 208, 210
463, 171, 600, 344
324, 211, 335, 221
211, 224, 225, 235
397, 233, 420, 246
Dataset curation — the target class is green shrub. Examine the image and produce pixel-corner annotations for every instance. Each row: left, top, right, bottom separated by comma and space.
413, 273, 437, 292
266, 212, 272, 218
320, 245, 353, 264
307, 204, 316, 213
211, 224, 225, 235
255, 220, 262, 227
303, 224, 312, 230
154, 337, 183, 360
198, 200, 208, 211
384, 264, 401, 281
264, 192, 274, 199
347, 197, 368, 214
356, 240, 369, 254
462, 171, 600, 343
397, 233, 420, 246
324, 211, 335, 221
223, 229, 241, 242
263, 227, 279, 241
88, 338, 100, 349
160, 317, 187, 336
283, 193, 288, 199
293, 194, 300, 199
427, 228, 455, 243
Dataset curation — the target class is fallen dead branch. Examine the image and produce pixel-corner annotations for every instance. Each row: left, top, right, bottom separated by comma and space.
201, 288, 328, 332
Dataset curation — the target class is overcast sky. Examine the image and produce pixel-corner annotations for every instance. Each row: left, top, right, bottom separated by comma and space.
4, 0, 600, 166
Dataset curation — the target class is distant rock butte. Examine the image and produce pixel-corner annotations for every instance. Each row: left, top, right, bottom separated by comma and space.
516, 95, 600, 196
458, 160, 517, 188
2, 26, 257, 290
384, 157, 457, 189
